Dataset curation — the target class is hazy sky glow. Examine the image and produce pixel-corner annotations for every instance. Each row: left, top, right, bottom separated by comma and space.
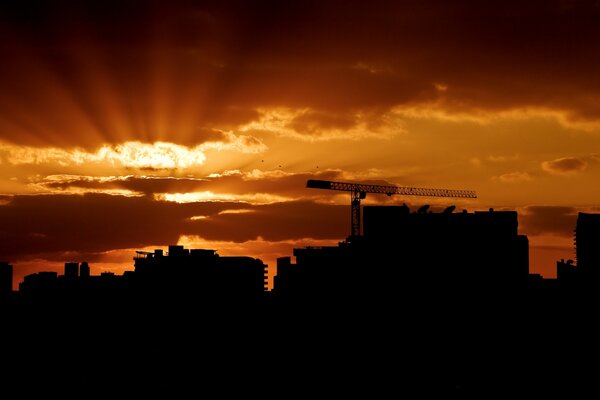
2, 0, 600, 288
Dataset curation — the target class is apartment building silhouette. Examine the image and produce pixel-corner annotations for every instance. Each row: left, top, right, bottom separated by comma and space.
17, 245, 267, 306
274, 206, 529, 305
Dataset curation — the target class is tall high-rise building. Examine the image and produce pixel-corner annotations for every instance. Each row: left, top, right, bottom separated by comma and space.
575, 212, 600, 275
64, 262, 79, 279
79, 262, 90, 278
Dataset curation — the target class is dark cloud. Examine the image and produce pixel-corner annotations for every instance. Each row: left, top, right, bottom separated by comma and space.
189, 201, 348, 242
542, 156, 590, 175
287, 111, 357, 137
37, 170, 346, 196
519, 205, 579, 236
168, 170, 348, 198
35, 172, 454, 215
41, 176, 210, 195
0, 194, 246, 259
1, 1, 600, 145
0, 193, 347, 262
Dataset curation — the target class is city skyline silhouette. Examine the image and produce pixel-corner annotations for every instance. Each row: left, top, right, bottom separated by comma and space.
2, 201, 600, 395
2, 0, 600, 396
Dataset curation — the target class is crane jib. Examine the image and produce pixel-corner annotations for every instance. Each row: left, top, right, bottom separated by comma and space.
306, 178, 477, 238
306, 179, 477, 198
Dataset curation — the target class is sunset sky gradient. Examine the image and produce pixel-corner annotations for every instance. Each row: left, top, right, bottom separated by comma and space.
2, 0, 600, 288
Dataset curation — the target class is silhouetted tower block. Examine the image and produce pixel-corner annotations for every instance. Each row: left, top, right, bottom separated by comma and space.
513, 234, 530, 278
0, 262, 13, 297
473, 209, 520, 247
361, 206, 529, 291
135, 246, 196, 294
575, 212, 600, 277
217, 256, 268, 296
274, 257, 292, 293
133, 249, 163, 273
64, 262, 79, 279
277, 206, 540, 302
187, 249, 220, 293
292, 246, 348, 295
19, 271, 58, 298
133, 249, 165, 274
79, 262, 90, 278
190, 249, 219, 263
168, 245, 188, 258
131, 244, 268, 300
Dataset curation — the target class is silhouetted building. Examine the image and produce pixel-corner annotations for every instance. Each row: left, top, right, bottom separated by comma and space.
64, 262, 79, 279
15, 244, 267, 307
0, 262, 13, 297
79, 262, 90, 278
218, 256, 269, 296
275, 246, 346, 298
552, 212, 600, 294
274, 256, 292, 293
168, 245, 189, 258
362, 206, 529, 287
575, 212, 600, 276
274, 206, 530, 303
19, 271, 59, 299
134, 245, 267, 299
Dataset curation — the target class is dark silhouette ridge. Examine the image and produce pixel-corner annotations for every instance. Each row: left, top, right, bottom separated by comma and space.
1, 206, 600, 395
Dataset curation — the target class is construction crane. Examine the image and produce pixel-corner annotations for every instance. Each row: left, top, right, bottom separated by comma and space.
306, 179, 477, 238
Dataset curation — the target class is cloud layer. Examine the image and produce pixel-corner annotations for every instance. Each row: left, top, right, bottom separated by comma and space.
1, 1, 600, 147
0, 193, 348, 261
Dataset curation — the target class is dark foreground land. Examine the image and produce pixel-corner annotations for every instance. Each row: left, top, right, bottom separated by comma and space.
2, 285, 599, 398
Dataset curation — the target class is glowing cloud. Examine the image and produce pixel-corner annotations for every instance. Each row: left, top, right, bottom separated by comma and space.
25, 175, 142, 196
495, 171, 533, 183
0, 141, 205, 169
201, 132, 267, 154
218, 209, 255, 215
0, 134, 266, 170
98, 142, 207, 169
41, 174, 133, 184
239, 107, 403, 141
155, 191, 291, 204
393, 105, 600, 131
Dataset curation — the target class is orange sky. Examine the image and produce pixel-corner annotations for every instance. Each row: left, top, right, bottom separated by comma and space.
2, 0, 599, 289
